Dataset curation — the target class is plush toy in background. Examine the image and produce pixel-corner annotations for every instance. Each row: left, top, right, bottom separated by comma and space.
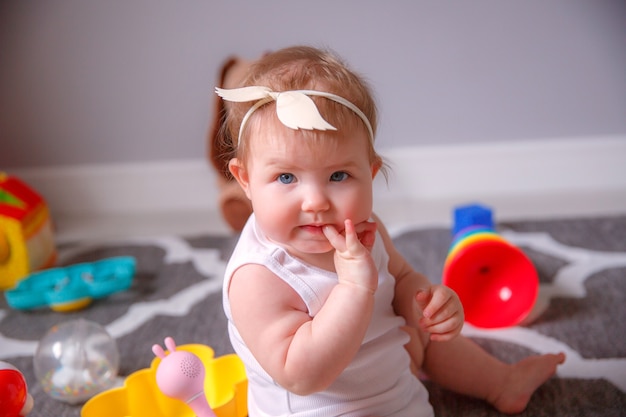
207, 56, 260, 232
0, 361, 34, 417
0, 173, 57, 289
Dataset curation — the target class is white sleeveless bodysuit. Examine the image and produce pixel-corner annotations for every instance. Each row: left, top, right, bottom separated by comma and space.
223, 214, 434, 417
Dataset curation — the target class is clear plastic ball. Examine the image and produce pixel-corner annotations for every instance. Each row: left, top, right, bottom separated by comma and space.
33, 319, 119, 404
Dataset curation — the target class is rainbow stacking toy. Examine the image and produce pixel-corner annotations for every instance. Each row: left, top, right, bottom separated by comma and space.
0, 173, 57, 289
442, 204, 539, 328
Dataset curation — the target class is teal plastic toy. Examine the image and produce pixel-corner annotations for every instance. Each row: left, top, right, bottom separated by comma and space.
4, 257, 135, 312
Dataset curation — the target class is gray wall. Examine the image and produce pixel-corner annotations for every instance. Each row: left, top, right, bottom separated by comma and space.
1, 0, 625, 169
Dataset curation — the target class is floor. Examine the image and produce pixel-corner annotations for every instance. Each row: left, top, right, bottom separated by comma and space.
53, 189, 626, 242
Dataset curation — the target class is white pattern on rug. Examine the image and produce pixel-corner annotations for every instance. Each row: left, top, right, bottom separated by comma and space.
1, 231, 625, 393
0, 236, 227, 359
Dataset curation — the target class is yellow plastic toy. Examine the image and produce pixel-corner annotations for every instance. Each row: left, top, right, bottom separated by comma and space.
81, 344, 248, 417
0, 173, 57, 289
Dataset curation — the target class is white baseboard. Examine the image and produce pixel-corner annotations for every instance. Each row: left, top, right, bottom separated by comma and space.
8, 136, 626, 220
374, 135, 626, 202
9, 160, 220, 215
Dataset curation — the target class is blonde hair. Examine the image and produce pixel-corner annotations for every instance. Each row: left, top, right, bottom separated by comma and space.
220, 46, 386, 173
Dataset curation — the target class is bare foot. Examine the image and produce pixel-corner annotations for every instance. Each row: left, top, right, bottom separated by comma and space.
488, 352, 566, 414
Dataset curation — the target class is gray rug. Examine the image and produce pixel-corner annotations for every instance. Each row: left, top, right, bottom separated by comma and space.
1, 216, 625, 416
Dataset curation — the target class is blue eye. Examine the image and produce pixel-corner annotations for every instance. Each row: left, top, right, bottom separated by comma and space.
330, 171, 348, 182
278, 173, 295, 184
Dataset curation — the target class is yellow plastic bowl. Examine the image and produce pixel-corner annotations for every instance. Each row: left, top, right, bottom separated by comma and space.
81, 344, 247, 417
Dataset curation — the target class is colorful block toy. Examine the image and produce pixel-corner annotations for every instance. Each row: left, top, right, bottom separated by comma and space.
0, 173, 57, 290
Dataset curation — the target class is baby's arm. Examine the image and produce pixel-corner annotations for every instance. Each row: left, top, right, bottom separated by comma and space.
227, 219, 378, 395
374, 215, 464, 341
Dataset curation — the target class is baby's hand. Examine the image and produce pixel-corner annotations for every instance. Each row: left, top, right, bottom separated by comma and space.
416, 285, 464, 341
323, 219, 378, 294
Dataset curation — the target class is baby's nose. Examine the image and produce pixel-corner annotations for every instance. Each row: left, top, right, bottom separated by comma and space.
301, 186, 330, 212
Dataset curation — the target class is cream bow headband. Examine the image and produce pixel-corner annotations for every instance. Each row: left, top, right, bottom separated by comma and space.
215, 86, 374, 147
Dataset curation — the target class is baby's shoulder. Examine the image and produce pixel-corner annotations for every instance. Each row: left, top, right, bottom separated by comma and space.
229, 262, 307, 312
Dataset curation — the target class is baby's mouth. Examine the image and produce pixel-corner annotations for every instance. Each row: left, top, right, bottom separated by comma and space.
300, 223, 347, 238
300, 224, 326, 235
